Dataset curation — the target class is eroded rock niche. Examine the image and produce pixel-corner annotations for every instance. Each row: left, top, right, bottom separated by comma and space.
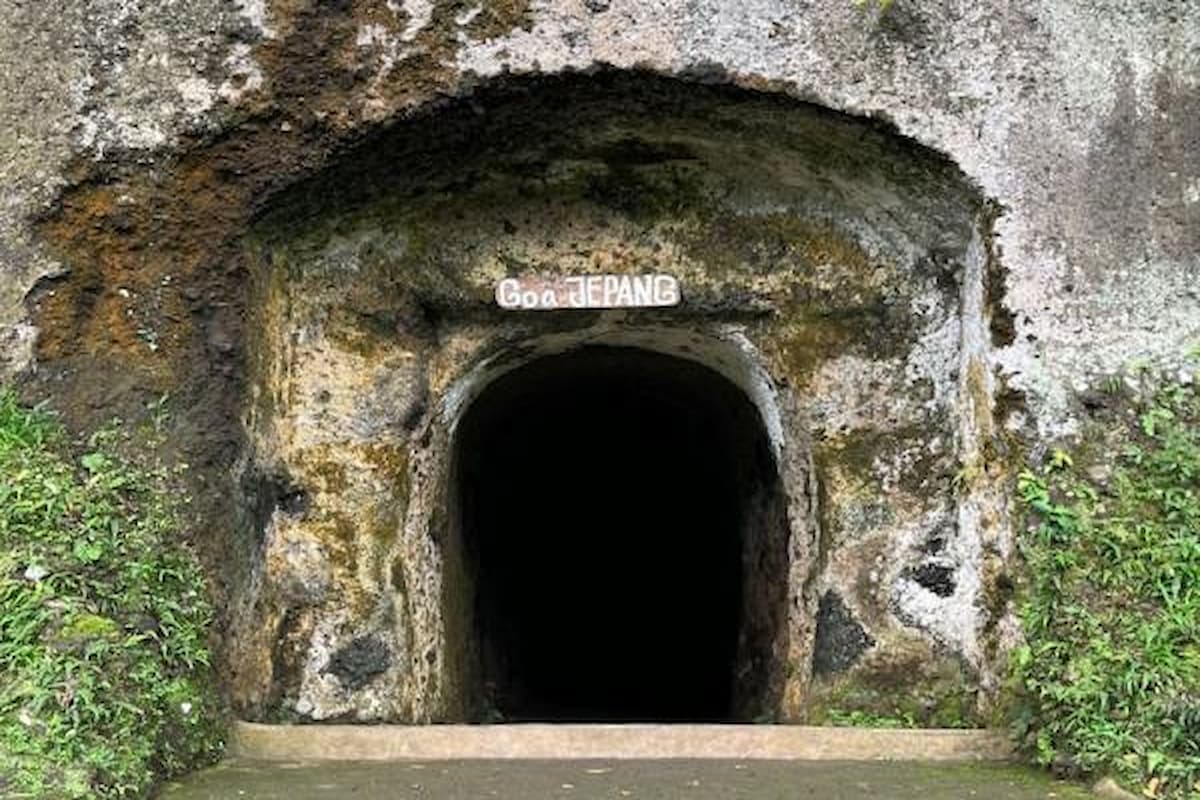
227, 72, 1006, 726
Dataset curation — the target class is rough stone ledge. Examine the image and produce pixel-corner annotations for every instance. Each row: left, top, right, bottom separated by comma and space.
232, 721, 1015, 762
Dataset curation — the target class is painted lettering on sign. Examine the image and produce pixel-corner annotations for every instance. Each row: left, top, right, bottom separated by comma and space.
495, 275, 681, 311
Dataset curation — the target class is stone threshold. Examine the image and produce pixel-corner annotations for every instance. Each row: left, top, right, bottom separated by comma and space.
232, 722, 1015, 763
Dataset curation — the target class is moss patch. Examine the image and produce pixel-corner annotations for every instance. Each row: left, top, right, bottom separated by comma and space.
807, 641, 979, 729
465, 0, 535, 41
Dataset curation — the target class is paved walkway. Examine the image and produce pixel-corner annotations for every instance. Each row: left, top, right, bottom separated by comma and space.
161, 759, 1093, 799
229, 722, 1015, 762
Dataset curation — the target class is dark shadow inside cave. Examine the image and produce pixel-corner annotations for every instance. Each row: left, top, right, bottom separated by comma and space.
454, 346, 788, 722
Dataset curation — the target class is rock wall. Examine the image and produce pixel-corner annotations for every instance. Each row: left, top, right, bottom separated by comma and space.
1, 0, 1196, 724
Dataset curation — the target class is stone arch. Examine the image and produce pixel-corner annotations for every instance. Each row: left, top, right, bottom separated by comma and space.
446, 340, 794, 721
233, 69, 996, 724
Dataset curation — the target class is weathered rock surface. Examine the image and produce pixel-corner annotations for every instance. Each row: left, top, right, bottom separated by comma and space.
0, 0, 1196, 725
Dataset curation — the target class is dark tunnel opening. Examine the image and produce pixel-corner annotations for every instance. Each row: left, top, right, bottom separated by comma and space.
453, 345, 787, 722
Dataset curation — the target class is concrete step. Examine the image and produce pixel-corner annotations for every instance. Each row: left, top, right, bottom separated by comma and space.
232, 722, 1015, 763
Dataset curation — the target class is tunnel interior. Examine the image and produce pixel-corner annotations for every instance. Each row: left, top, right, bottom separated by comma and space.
453, 345, 788, 722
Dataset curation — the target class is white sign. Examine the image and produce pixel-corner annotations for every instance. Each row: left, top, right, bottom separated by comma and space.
495, 274, 681, 311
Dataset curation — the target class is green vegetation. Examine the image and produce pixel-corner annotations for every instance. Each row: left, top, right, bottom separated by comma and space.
1013, 376, 1200, 799
0, 391, 222, 798
811, 672, 977, 730
826, 708, 917, 729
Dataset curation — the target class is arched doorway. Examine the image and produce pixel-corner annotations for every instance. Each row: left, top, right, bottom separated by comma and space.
453, 345, 789, 722
233, 69, 988, 723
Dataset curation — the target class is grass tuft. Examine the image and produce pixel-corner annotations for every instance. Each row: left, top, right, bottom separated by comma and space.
1013, 378, 1200, 799
0, 390, 222, 798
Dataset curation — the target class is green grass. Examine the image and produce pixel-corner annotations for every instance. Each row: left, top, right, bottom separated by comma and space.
0, 391, 222, 798
1013, 378, 1200, 799
825, 708, 918, 729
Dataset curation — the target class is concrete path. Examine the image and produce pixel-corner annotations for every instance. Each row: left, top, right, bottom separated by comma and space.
161, 759, 1093, 800
230, 722, 1015, 762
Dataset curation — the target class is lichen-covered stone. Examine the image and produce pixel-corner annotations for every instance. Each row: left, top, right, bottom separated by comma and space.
813, 592, 876, 677
327, 636, 392, 691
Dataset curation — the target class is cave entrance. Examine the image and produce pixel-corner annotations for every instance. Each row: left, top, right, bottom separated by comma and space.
454, 345, 788, 722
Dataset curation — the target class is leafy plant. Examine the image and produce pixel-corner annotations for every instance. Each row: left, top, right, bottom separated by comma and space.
0, 390, 223, 798
826, 708, 917, 729
1012, 378, 1200, 799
